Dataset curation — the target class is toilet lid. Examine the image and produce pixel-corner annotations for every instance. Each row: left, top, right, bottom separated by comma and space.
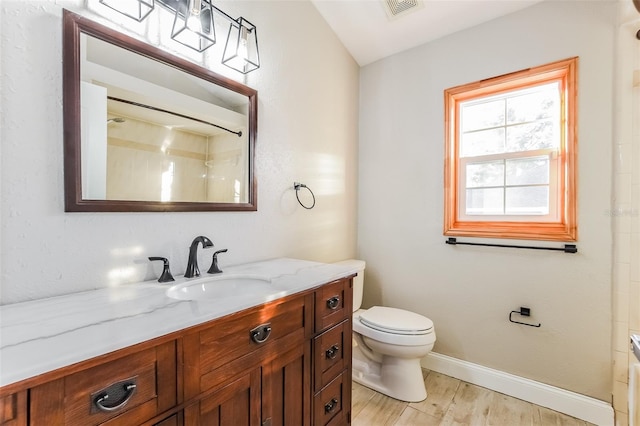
359, 306, 434, 335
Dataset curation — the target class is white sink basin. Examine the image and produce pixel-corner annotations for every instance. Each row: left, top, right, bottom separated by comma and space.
166, 275, 275, 301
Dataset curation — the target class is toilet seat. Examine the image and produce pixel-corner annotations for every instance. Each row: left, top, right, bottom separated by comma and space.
353, 308, 436, 347
359, 306, 433, 335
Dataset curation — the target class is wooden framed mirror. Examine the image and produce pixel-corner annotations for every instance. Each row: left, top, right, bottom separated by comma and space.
63, 10, 257, 212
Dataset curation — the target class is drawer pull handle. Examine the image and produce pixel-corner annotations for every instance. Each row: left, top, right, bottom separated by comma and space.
325, 345, 340, 359
324, 397, 339, 414
250, 323, 272, 344
92, 381, 137, 413
326, 296, 340, 310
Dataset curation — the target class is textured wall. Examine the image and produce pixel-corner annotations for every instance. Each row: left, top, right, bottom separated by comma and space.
0, 0, 359, 303
358, 1, 615, 401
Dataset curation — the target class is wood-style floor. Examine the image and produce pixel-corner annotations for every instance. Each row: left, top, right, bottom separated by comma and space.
351, 370, 597, 426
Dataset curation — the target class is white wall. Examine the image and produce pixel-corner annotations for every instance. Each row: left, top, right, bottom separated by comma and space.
358, 0, 615, 401
0, 0, 359, 303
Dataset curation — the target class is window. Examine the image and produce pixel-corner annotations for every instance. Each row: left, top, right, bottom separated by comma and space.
444, 57, 577, 241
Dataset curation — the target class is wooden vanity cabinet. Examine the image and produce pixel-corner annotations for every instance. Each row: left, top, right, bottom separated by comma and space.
0, 276, 354, 426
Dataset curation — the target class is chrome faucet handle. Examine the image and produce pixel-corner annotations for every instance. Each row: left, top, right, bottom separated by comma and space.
148, 257, 175, 283
207, 249, 228, 274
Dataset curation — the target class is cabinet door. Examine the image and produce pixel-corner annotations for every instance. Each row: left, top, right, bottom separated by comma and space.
262, 342, 311, 426
0, 391, 27, 426
184, 368, 261, 426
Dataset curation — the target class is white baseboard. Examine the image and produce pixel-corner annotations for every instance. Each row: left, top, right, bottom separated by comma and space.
421, 352, 614, 426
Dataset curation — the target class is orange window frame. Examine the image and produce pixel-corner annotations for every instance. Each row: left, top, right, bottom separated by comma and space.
443, 57, 578, 242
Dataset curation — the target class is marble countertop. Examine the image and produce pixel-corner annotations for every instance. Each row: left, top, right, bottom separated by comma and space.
0, 258, 359, 388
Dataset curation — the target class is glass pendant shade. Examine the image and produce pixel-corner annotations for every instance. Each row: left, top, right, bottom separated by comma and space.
99, 0, 155, 22
222, 18, 260, 74
171, 0, 216, 52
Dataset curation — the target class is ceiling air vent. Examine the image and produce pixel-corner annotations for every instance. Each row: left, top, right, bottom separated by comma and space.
383, 0, 424, 20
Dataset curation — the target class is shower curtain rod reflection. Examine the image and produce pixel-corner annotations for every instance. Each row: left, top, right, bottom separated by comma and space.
445, 237, 578, 253
106, 96, 242, 137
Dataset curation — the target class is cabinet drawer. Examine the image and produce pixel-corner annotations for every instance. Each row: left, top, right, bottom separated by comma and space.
199, 295, 307, 373
30, 341, 176, 426
313, 370, 350, 426
313, 320, 351, 392
315, 278, 352, 333
184, 293, 312, 397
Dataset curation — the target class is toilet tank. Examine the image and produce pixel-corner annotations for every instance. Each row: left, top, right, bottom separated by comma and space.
334, 259, 366, 311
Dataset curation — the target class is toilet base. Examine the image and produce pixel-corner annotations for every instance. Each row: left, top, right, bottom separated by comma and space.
352, 341, 427, 402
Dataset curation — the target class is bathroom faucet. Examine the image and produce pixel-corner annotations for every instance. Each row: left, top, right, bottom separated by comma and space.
184, 236, 213, 278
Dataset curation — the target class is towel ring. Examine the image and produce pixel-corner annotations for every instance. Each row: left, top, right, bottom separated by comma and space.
294, 182, 316, 209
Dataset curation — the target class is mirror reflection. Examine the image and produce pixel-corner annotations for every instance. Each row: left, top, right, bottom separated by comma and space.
82, 35, 249, 204
63, 10, 257, 212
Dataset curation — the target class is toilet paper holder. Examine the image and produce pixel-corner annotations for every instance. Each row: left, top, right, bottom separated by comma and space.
509, 307, 541, 328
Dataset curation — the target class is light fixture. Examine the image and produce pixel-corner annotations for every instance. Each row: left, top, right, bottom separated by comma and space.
171, 0, 216, 52
99, 0, 155, 22
99, 0, 260, 73
222, 18, 260, 74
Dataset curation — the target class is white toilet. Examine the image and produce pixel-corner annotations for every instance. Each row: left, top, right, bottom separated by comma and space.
337, 259, 436, 403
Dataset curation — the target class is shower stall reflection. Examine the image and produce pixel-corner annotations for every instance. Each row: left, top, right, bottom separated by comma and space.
100, 110, 247, 203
